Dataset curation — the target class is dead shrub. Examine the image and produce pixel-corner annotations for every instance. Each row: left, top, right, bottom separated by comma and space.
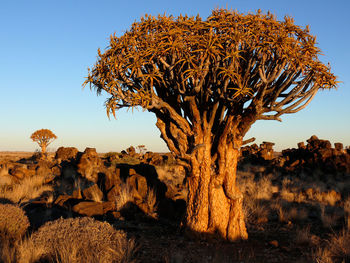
243, 197, 269, 225
0, 238, 16, 263
142, 187, 158, 218
115, 182, 134, 211
0, 204, 30, 240
295, 225, 314, 245
16, 236, 46, 263
0, 175, 53, 204
313, 229, 350, 263
21, 217, 136, 263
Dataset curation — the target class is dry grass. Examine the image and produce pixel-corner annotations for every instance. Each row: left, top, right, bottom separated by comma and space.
295, 225, 313, 245
144, 187, 158, 218
320, 204, 343, 229
0, 175, 53, 204
314, 229, 350, 263
114, 181, 158, 218
18, 217, 136, 263
0, 174, 14, 186
0, 238, 16, 263
115, 182, 134, 211
16, 236, 47, 263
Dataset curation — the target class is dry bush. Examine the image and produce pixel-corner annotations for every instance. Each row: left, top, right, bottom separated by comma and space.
115, 182, 134, 211
320, 204, 343, 229
0, 238, 16, 263
0, 204, 30, 240
144, 187, 158, 218
314, 229, 350, 263
243, 197, 269, 225
115, 182, 158, 218
295, 225, 314, 246
19, 217, 136, 263
0, 175, 53, 204
238, 172, 277, 201
16, 236, 46, 263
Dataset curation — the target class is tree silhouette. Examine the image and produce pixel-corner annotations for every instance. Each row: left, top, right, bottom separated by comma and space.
84, 9, 337, 241
30, 129, 57, 154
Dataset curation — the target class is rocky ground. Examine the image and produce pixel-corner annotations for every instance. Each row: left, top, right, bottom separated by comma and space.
0, 136, 350, 262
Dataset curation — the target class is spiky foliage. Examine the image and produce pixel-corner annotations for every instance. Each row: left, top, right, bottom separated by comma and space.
85, 8, 336, 164
30, 129, 57, 153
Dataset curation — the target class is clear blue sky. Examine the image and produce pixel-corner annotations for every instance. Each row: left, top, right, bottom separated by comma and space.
0, 0, 349, 152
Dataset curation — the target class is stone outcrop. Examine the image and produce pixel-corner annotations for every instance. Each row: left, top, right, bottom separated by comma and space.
77, 148, 102, 183
55, 147, 79, 162
241, 141, 275, 162
240, 135, 350, 178
278, 135, 350, 175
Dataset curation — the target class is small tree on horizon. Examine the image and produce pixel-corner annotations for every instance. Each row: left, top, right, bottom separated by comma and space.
84, 9, 337, 241
30, 129, 57, 154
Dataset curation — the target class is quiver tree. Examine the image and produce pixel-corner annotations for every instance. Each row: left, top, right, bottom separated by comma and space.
84, 9, 337, 241
30, 129, 57, 154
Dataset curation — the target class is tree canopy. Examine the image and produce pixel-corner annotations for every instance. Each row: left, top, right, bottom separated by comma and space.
84, 9, 337, 162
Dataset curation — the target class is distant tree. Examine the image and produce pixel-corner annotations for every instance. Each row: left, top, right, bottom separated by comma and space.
84, 9, 337, 241
30, 129, 57, 154
137, 145, 147, 155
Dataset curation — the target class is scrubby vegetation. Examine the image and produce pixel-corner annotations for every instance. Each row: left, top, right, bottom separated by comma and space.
0, 136, 349, 262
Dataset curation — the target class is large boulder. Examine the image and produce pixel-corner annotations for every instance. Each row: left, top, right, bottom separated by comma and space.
103, 168, 122, 192
77, 148, 102, 183
126, 174, 148, 200
9, 165, 35, 179
55, 147, 79, 162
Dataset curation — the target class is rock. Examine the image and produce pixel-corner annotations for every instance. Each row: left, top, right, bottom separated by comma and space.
9, 166, 35, 179
54, 195, 74, 207
129, 168, 137, 176
297, 142, 305, 149
334, 143, 343, 151
77, 149, 103, 183
126, 174, 148, 200
102, 201, 116, 213
269, 240, 279, 247
55, 147, 79, 161
126, 146, 136, 156
106, 185, 121, 202
83, 147, 98, 157
61, 165, 78, 181
82, 184, 103, 202
72, 201, 104, 216
35, 161, 52, 177
72, 189, 82, 199
104, 168, 121, 192
51, 166, 61, 176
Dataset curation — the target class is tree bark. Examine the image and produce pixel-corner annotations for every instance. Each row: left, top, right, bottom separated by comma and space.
185, 140, 248, 241
41, 144, 47, 154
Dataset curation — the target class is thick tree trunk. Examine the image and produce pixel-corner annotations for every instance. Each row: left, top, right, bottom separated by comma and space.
41, 144, 47, 154
185, 142, 248, 241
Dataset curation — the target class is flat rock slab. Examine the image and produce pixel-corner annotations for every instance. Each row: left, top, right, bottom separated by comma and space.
72, 201, 104, 216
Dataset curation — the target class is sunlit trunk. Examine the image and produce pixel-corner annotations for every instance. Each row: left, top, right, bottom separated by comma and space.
41, 144, 47, 154
185, 138, 248, 241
